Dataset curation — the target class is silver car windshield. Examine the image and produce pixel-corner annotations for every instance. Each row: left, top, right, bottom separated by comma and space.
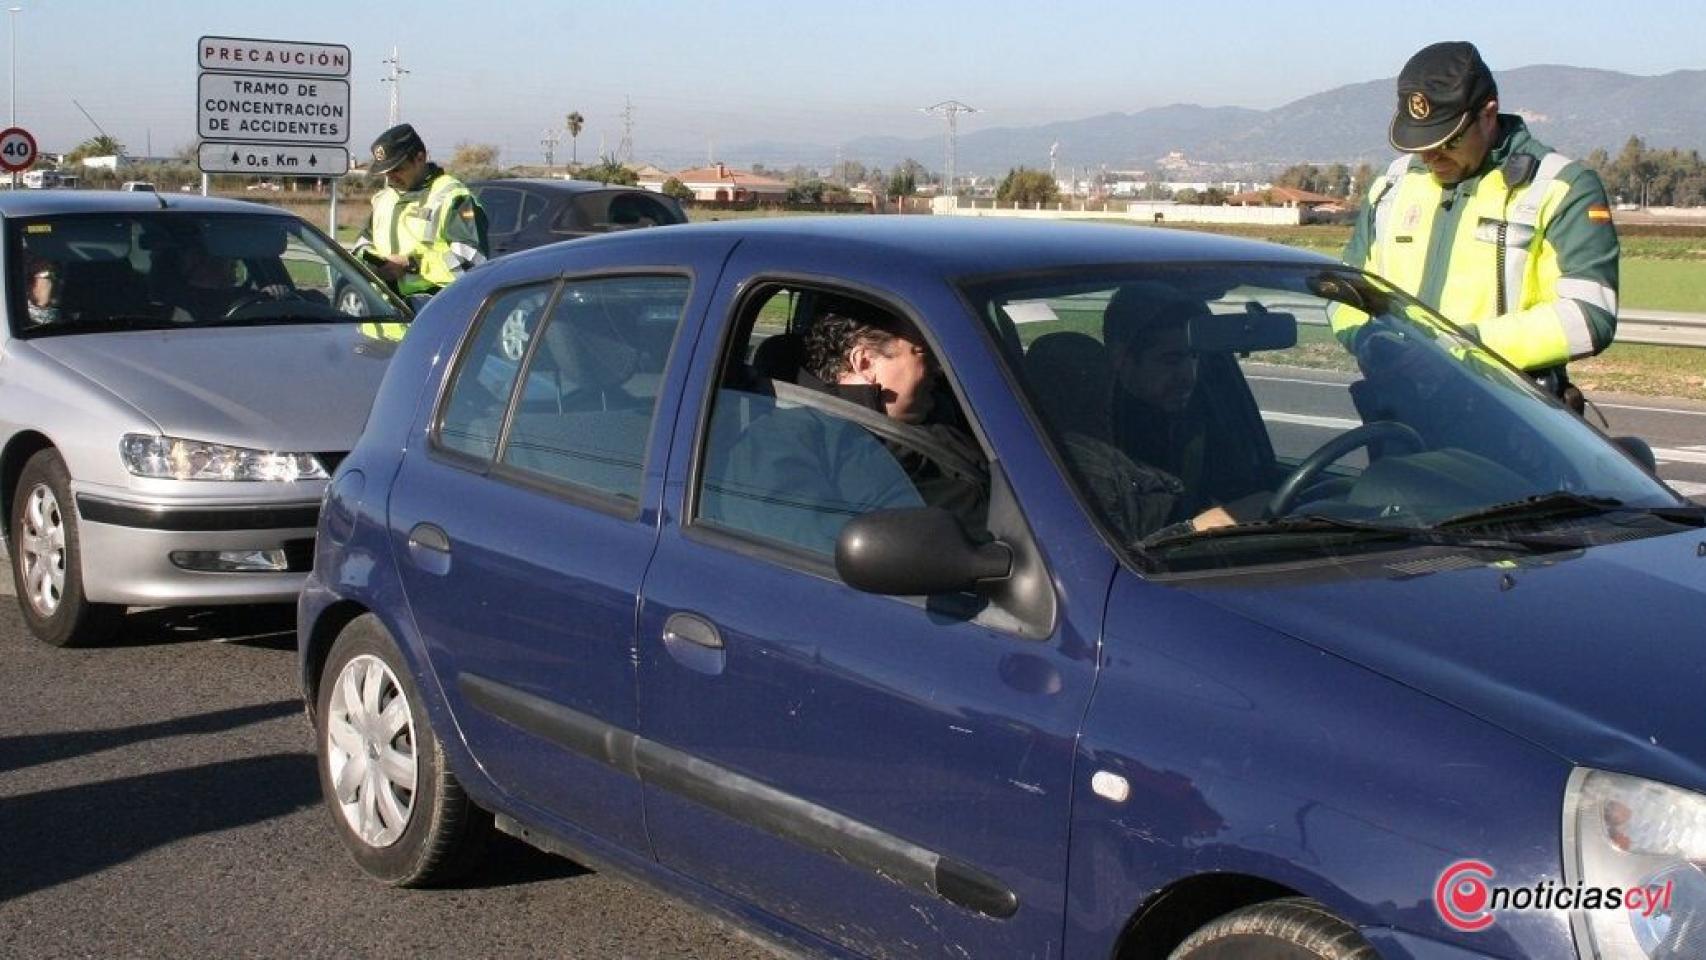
11, 211, 407, 336
967, 263, 1694, 572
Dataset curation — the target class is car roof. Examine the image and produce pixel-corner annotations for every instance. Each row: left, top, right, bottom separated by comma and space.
469, 178, 654, 195
552, 215, 1337, 278
0, 191, 294, 218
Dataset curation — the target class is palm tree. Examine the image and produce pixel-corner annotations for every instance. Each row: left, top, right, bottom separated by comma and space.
565, 112, 585, 167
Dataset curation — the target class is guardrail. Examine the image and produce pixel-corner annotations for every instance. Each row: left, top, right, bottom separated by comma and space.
1617, 310, 1706, 349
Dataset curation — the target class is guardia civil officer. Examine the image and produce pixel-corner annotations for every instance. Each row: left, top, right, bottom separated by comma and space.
1338, 41, 1619, 407
355, 123, 489, 299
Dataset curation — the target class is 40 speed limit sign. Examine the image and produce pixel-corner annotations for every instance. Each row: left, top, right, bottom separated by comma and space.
0, 127, 37, 173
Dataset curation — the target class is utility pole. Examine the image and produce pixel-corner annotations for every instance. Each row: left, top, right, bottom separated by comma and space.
921, 100, 977, 198
381, 46, 409, 127
541, 128, 559, 171
617, 96, 634, 165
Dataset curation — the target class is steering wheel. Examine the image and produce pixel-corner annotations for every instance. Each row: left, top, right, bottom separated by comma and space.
222, 292, 272, 319
1266, 421, 1426, 518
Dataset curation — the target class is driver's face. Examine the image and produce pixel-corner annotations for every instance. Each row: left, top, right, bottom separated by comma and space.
865, 333, 938, 424
1116, 327, 1197, 414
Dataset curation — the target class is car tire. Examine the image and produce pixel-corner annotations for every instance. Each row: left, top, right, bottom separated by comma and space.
334, 281, 366, 317
10, 449, 124, 647
316, 613, 490, 886
1168, 898, 1377, 960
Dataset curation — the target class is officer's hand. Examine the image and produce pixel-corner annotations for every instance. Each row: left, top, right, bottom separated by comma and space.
371, 256, 409, 283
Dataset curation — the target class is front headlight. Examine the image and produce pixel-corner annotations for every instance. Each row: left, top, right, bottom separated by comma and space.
121, 434, 329, 482
1565, 768, 1706, 958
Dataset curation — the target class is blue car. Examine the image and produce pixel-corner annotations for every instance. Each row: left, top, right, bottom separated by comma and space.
298, 217, 1706, 960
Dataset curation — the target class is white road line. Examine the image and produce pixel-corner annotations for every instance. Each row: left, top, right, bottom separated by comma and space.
1262, 410, 1361, 430
1653, 448, 1706, 466
1596, 402, 1706, 419
1669, 480, 1706, 496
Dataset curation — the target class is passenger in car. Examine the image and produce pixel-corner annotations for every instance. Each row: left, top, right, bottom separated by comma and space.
22, 253, 65, 326
720, 297, 987, 553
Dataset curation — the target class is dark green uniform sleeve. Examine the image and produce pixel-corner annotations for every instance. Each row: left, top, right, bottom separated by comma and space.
1547, 165, 1620, 353
441, 193, 489, 276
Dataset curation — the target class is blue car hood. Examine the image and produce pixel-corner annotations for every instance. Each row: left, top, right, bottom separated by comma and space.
1184, 530, 1706, 790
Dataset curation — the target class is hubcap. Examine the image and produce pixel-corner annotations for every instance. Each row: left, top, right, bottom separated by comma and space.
325, 654, 419, 847
18, 482, 66, 618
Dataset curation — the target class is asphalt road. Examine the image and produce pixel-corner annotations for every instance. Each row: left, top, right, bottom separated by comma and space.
0, 602, 769, 960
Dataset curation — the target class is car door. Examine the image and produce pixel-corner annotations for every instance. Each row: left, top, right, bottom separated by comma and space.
634, 250, 1112, 957
383, 244, 726, 852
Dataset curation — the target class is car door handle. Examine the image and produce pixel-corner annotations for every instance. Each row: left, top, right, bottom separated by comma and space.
406, 522, 452, 575
663, 612, 722, 649
661, 612, 725, 676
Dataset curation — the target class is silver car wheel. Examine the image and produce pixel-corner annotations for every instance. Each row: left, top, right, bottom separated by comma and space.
325, 653, 419, 847
18, 481, 66, 618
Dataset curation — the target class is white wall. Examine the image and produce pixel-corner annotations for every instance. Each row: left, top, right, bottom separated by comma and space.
930, 197, 1302, 225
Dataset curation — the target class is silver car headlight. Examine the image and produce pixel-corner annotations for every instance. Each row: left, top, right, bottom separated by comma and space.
121, 434, 329, 482
1565, 768, 1706, 958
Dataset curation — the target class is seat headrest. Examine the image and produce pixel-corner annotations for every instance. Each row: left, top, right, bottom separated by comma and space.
1024, 331, 1115, 442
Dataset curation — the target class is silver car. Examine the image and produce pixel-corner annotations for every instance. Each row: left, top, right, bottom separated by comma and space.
2, 192, 411, 646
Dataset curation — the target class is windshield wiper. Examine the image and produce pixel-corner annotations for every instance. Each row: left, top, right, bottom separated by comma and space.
1141, 513, 1555, 553
1434, 491, 1627, 531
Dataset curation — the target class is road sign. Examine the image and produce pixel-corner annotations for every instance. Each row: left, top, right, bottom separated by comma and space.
198, 142, 349, 176
199, 36, 350, 78
0, 127, 37, 173
198, 72, 350, 145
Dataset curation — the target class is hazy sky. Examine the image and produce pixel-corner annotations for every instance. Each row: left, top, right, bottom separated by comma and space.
17, 0, 1706, 166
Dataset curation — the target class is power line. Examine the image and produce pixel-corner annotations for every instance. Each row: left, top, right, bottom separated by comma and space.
617, 96, 634, 164
381, 46, 409, 127
921, 100, 977, 195
540, 127, 559, 169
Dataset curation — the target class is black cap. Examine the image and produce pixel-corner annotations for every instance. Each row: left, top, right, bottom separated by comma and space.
369, 123, 425, 174
1389, 41, 1498, 152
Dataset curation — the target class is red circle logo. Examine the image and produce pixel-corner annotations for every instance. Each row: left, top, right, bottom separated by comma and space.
1435, 860, 1497, 931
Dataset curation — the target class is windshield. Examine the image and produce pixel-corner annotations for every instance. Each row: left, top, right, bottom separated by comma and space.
965, 263, 1691, 572
10, 210, 408, 337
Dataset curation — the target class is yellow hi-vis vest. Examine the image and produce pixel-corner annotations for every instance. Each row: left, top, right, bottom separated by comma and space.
369, 173, 475, 293
1335, 152, 1612, 371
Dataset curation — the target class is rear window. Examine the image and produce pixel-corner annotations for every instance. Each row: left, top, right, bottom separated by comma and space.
554, 191, 683, 234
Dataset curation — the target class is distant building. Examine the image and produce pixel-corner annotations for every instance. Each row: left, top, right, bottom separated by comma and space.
656, 163, 790, 202
80, 154, 176, 171
1225, 185, 1344, 211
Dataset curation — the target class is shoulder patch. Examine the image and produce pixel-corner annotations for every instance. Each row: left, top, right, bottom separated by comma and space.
1587, 204, 1613, 223
460, 206, 476, 220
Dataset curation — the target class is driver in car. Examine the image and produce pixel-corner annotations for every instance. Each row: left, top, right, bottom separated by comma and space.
1104, 289, 1270, 530
166, 246, 294, 324
22, 253, 67, 327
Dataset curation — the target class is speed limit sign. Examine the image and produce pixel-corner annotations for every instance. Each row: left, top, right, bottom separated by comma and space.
0, 127, 37, 173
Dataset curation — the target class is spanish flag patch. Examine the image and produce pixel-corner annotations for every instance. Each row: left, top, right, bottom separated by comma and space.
1587, 204, 1613, 223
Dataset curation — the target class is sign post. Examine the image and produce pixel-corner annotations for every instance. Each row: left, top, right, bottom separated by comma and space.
196, 36, 351, 231
0, 125, 37, 190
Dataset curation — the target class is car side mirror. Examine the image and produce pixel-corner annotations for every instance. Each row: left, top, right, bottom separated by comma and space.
835, 507, 1012, 596
1612, 435, 1658, 474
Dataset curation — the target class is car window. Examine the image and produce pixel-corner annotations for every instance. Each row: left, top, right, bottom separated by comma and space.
561, 191, 682, 235
477, 187, 524, 235
694, 284, 990, 560
435, 283, 554, 462
497, 275, 690, 503
964, 265, 1680, 572
519, 192, 549, 231
8, 211, 406, 336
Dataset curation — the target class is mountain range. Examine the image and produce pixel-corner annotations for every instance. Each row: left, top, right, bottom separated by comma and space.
720, 65, 1706, 177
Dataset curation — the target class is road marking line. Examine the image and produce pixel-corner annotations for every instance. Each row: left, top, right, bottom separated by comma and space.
1654, 448, 1706, 465
1595, 402, 1706, 419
